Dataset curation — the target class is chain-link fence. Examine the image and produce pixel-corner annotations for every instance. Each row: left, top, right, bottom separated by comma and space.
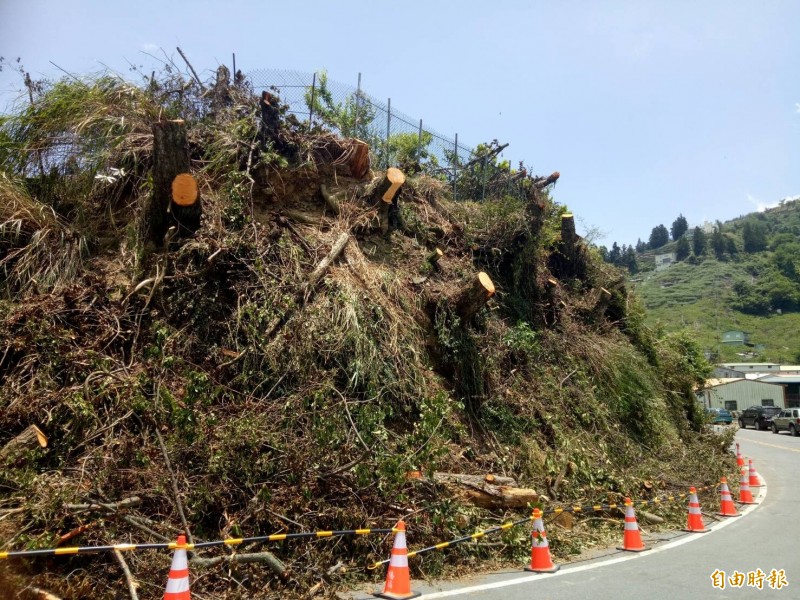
248, 69, 529, 202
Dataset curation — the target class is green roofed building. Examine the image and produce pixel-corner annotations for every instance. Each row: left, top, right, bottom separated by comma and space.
721, 330, 749, 345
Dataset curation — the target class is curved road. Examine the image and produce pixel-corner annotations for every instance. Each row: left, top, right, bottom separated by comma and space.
358, 428, 799, 599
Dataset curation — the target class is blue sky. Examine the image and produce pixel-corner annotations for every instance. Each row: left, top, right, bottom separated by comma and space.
1, 0, 798, 246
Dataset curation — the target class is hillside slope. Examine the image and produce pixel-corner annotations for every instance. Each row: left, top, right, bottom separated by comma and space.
0, 69, 730, 599
633, 202, 800, 362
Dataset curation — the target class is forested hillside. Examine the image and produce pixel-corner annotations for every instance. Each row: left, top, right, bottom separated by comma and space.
629, 201, 800, 362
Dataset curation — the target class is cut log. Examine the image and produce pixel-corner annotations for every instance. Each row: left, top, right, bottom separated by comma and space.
427, 248, 444, 265
0, 425, 47, 462
463, 486, 538, 509
534, 171, 560, 189
372, 168, 406, 234
427, 473, 536, 509
455, 272, 495, 321
433, 473, 518, 487
151, 119, 201, 242
348, 138, 370, 179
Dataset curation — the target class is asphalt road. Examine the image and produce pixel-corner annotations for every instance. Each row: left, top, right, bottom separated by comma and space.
356, 427, 799, 599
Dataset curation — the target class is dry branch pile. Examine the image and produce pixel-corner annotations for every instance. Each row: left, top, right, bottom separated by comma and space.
0, 63, 730, 599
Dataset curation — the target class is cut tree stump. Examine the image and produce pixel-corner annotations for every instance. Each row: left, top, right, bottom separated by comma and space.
372, 168, 405, 234
151, 119, 201, 242
427, 248, 444, 265
455, 272, 495, 320
593, 287, 612, 319
0, 425, 47, 462
561, 213, 577, 250
348, 138, 370, 179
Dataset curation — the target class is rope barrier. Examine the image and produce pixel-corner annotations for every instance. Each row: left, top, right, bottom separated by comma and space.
0, 527, 397, 561
367, 484, 715, 570
0, 484, 718, 564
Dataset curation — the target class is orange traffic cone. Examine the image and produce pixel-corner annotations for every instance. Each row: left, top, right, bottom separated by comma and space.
738, 468, 756, 504
163, 534, 191, 600
617, 498, 648, 552
716, 478, 739, 517
374, 521, 420, 600
748, 459, 761, 488
524, 508, 559, 573
735, 443, 744, 468
683, 487, 708, 533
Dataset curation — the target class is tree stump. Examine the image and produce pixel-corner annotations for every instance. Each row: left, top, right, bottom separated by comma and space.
456, 272, 495, 320
427, 248, 444, 265
348, 138, 370, 179
259, 91, 281, 142
151, 120, 201, 242
561, 213, 577, 251
372, 168, 405, 234
593, 287, 612, 320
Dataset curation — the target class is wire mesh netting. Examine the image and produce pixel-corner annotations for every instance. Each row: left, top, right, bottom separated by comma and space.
248, 69, 530, 202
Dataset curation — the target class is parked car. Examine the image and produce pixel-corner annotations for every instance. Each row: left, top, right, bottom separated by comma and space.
705, 408, 733, 424
771, 408, 800, 436
738, 406, 782, 430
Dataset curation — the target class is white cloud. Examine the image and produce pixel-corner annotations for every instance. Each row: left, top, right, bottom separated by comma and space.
747, 193, 779, 212
141, 43, 159, 53
795, 103, 800, 113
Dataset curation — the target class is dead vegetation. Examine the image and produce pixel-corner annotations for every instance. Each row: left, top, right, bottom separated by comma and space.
0, 60, 733, 599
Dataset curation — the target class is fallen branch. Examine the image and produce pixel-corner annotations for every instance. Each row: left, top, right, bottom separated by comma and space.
305, 232, 350, 293
113, 548, 140, 600
153, 421, 194, 546
193, 552, 288, 579
319, 184, 341, 215
176, 47, 204, 90
282, 209, 323, 226
66, 497, 141, 513
27, 587, 62, 600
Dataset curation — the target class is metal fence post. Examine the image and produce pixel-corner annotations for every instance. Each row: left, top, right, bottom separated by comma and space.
309, 72, 317, 127
453, 133, 458, 202
481, 155, 487, 201
354, 72, 362, 134
418, 119, 423, 162
386, 98, 391, 168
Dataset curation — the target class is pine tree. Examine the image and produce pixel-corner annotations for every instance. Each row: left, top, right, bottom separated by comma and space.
671, 214, 688, 241
649, 224, 669, 249
742, 220, 768, 253
676, 236, 690, 261
609, 242, 621, 264
692, 226, 707, 256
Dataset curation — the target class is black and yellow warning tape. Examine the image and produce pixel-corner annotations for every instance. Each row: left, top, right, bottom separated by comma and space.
367, 484, 716, 570
0, 527, 397, 561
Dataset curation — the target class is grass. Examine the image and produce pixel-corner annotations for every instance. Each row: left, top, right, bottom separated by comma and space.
634, 256, 800, 362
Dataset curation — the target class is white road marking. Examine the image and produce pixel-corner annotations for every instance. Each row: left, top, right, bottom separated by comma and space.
415, 479, 768, 599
